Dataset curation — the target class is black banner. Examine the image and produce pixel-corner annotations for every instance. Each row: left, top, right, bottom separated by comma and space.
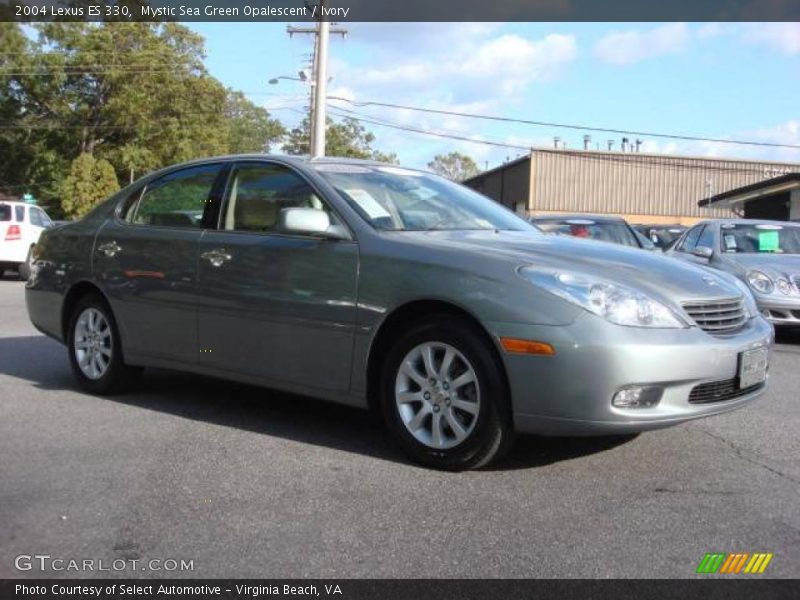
3, 0, 800, 23
2, 580, 799, 600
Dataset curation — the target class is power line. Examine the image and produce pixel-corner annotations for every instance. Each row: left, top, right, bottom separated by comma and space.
327, 107, 799, 177
328, 96, 800, 151
326, 107, 531, 150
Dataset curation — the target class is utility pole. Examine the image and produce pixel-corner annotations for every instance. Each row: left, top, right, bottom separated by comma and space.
312, 17, 329, 158
287, 1, 347, 157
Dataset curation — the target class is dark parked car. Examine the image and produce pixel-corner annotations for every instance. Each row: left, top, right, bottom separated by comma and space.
530, 214, 657, 251
634, 224, 688, 251
26, 156, 772, 470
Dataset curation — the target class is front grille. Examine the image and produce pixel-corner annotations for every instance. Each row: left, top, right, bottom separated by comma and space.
682, 297, 747, 333
688, 378, 765, 404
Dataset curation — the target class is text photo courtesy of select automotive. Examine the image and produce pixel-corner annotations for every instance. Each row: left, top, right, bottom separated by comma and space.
1, 6, 800, 589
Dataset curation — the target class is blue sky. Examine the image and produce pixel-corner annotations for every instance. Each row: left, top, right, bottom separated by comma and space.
189, 22, 800, 169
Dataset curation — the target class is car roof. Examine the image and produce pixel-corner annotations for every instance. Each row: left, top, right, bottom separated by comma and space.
134, 154, 428, 183
530, 214, 626, 223
158, 154, 401, 170
698, 219, 800, 228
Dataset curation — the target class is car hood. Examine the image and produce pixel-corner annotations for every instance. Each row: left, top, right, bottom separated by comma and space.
718, 253, 800, 279
398, 230, 744, 305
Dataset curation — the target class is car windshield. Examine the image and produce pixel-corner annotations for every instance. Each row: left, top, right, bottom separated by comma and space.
720, 223, 800, 254
535, 219, 639, 247
314, 164, 535, 232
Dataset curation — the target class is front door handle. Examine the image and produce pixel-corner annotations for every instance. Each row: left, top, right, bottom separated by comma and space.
200, 248, 232, 267
98, 241, 121, 257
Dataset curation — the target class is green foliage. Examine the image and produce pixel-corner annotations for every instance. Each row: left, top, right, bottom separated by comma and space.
427, 152, 480, 181
284, 116, 398, 163
0, 22, 284, 206
1, 21, 396, 207
225, 90, 285, 154
60, 153, 120, 219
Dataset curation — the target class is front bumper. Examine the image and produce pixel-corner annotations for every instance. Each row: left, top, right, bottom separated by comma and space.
489, 314, 773, 436
754, 295, 800, 327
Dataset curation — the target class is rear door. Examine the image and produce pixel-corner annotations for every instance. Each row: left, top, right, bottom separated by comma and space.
94, 162, 228, 364
196, 160, 359, 392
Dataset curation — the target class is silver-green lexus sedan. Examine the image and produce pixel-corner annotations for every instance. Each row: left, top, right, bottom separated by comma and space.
26, 156, 773, 470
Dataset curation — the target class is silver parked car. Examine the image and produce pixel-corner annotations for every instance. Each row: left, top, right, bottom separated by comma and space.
666, 219, 800, 328
26, 156, 773, 470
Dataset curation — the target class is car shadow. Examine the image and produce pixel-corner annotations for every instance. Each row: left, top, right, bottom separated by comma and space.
0, 334, 637, 471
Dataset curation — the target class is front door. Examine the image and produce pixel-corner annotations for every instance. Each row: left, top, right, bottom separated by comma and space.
197, 161, 359, 393
94, 162, 227, 364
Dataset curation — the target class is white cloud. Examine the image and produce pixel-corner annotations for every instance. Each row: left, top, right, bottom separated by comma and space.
692, 22, 800, 56
594, 23, 690, 65
321, 27, 579, 167
742, 23, 800, 55
696, 22, 733, 39
641, 120, 800, 164
460, 34, 577, 94
333, 31, 577, 100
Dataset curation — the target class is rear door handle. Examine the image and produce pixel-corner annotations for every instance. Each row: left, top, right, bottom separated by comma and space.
97, 241, 121, 257
200, 248, 232, 267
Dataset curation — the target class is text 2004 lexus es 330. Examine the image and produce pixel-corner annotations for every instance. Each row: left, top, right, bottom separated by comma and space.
26, 156, 773, 470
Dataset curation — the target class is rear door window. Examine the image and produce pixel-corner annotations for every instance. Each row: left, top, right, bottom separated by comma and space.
126, 163, 224, 228
15, 205, 25, 222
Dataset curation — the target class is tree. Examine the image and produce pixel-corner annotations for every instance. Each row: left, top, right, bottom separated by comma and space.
225, 91, 285, 154
427, 152, 480, 181
283, 116, 398, 163
0, 21, 286, 208
60, 153, 120, 219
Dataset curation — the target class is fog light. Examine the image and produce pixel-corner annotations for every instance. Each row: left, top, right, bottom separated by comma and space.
612, 385, 663, 408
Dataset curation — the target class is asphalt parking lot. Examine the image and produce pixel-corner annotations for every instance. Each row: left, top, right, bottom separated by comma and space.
0, 277, 798, 579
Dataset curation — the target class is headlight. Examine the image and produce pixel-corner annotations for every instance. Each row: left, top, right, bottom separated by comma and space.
519, 268, 686, 328
776, 278, 793, 295
747, 270, 774, 294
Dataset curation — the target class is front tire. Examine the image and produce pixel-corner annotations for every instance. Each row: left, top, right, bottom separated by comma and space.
380, 316, 515, 471
67, 294, 141, 394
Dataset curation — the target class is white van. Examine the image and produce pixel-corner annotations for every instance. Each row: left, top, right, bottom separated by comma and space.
0, 201, 54, 280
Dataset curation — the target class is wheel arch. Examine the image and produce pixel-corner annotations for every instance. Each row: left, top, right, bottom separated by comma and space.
365, 299, 510, 413
61, 280, 110, 342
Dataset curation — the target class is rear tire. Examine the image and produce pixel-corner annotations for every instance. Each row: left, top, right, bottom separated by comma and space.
379, 315, 515, 471
67, 294, 142, 394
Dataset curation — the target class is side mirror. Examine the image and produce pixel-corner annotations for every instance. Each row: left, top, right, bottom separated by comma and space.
278, 207, 348, 240
692, 246, 713, 259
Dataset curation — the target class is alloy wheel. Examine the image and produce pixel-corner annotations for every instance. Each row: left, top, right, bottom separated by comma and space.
73, 307, 113, 380
394, 342, 480, 449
